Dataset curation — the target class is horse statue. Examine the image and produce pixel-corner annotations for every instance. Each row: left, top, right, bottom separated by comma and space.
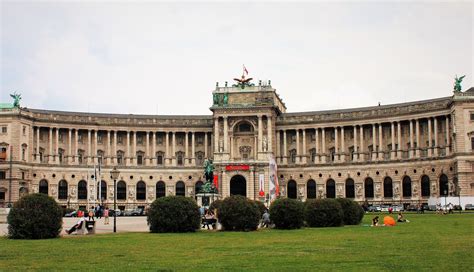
201, 159, 217, 194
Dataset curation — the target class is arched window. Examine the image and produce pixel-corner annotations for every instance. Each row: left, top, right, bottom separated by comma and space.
402, 176, 412, 197
421, 175, 430, 197
364, 178, 374, 198
39, 179, 48, 195
117, 181, 127, 200
96, 180, 107, 201
326, 179, 335, 198
383, 177, 393, 198
156, 181, 166, 198
287, 180, 297, 199
176, 181, 185, 196
78, 180, 87, 200
345, 178, 355, 198
195, 180, 204, 194
58, 180, 68, 200
136, 181, 146, 200
439, 174, 449, 196
307, 179, 316, 199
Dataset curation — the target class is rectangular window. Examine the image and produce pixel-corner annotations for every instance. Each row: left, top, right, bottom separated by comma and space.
157, 155, 163, 165
98, 134, 103, 144
1, 126, 7, 133
470, 113, 474, 121
23, 126, 26, 135
471, 137, 474, 151
137, 155, 143, 165
0, 192, 5, 200
0, 171, 5, 179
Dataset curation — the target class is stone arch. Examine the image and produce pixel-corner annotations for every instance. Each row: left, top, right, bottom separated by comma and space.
364, 177, 374, 198
136, 181, 146, 200
345, 178, 355, 198
326, 179, 336, 198
117, 180, 127, 200
421, 175, 430, 197
287, 180, 297, 199
176, 181, 185, 196
402, 176, 412, 197
439, 174, 449, 196
195, 180, 204, 194
39, 179, 48, 195
156, 181, 166, 198
383, 177, 393, 198
231, 119, 257, 133
58, 180, 68, 200
230, 175, 247, 197
78, 180, 87, 200
307, 179, 316, 199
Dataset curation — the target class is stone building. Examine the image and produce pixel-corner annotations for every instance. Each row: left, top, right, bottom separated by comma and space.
1, 77, 473, 210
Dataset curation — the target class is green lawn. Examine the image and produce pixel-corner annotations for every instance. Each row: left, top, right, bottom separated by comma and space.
1, 214, 473, 271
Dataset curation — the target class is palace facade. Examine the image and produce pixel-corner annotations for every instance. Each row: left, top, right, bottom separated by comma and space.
1, 79, 474, 210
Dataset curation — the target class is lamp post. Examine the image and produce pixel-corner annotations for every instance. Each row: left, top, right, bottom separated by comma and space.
110, 167, 120, 233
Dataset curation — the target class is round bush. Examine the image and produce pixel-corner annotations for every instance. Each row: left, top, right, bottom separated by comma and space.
253, 200, 267, 217
305, 199, 343, 227
147, 196, 200, 233
218, 195, 260, 231
336, 198, 364, 225
209, 199, 223, 214
269, 198, 305, 229
8, 193, 63, 239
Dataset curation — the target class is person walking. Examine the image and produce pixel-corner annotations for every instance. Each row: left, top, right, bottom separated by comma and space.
103, 207, 109, 225
261, 209, 271, 228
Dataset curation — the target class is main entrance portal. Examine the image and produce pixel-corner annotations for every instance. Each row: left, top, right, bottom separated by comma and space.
230, 175, 247, 197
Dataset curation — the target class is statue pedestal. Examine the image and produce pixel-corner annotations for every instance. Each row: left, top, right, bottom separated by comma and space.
196, 193, 219, 207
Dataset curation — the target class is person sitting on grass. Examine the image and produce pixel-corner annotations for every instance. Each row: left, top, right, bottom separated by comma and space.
397, 212, 409, 223
371, 216, 379, 227
66, 214, 85, 234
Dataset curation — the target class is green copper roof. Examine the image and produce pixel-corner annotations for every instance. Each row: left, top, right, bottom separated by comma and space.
0, 103, 14, 109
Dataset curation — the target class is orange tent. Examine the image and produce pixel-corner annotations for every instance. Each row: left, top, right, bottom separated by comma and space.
383, 216, 396, 226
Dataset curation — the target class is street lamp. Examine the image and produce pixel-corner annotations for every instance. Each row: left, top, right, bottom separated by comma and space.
110, 167, 120, 233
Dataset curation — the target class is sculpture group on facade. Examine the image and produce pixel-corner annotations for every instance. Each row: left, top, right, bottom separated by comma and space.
200, 159, 218, 194
9, 92, 21, 108
453, 75, 465, 92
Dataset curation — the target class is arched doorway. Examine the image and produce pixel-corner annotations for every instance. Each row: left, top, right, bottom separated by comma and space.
364, 178, 374, 198
117, 181, 126, 200
326, 179, 335, 198
78, 180, 87, 200
287, 180, 297, 199
307, 179, 316, 199
345, 178, 355, 198
421, 175, 430, 197
136, 181, 146, 200
176, 181, 185, 196
156, 181, 166, 198
383, 177, 393, 198
58, 180, 68, 200
439, 174, 448, 196
230, 175, 246, 196
39, 179, 48, 195
403, 176, 412, 197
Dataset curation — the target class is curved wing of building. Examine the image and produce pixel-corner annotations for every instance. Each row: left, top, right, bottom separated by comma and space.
1, 81, 473, 210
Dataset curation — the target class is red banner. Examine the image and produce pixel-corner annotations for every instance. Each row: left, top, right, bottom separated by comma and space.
225, 165, 250, 171
213, 175, 219, 189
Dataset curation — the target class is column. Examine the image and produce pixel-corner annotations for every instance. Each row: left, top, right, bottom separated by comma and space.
445, 116, 450, 155
113, 131, 117, 164
434, 117, 438, 156
340, 126, 345, 162
378, 123, 383, 160
94, 130, 98, 164
415, 119, 420, 157
409, 120, 414, 158
302, 129, 307, 163
296, 129, 300, 163
372, 124, 376, 161
165, 132, 170, 164
353, 126, 357, 161
126, 131, 130, 165
223, 117, 228, 153
334, 127, 338, 162
258, 115, 263, 152
267, 117, 272, 152
107, 131, 111, 165
146, 131, 150, 165
397, 122, 402, 159
75, 129, 79, 164
191, 132, 195, 165
185, 132, 189, 165
427, 118, 432, 157
204, 132, 208, 158
133, 131, 137, 165
36, 127, 40, 163
55, 128, 59, 163
321, 128, 326, 162
172, 132, 176, 166
390, 122, 395, 159
283, 130, 288, 164
315, 128, 320, 163
152, 132, 156, 164
276, 130, 281, 161
87, 129, 92, 164
359, 125, 365, 161
214, 118, 219, 153
49, 127, 53, 163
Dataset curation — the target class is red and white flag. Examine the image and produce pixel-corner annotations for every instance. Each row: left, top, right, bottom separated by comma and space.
259, 174, 265, 197
243, 65, 249, 75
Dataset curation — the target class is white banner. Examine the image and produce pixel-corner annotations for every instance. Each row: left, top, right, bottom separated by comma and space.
258, 173, 265, 197
268, 155, 279, 202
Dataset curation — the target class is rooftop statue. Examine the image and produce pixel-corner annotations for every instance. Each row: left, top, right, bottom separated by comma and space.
10, 92, 21, 108
454, 75, 465, 92
233, 65, 254, 89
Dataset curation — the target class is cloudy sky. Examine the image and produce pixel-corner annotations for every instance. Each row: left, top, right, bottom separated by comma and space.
1, 1, 473, 115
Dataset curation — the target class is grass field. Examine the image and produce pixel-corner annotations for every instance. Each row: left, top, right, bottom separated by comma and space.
1, 213, 473, 271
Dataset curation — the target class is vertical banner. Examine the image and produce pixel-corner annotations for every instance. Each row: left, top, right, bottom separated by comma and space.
259, 174, 265, 197
269, 155, 279, 202
213, 175, 219, 191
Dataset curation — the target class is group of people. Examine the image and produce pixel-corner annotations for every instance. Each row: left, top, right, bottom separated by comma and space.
371, 212, 409, 227
436, 203, 454, 214
66, 206, 111, 235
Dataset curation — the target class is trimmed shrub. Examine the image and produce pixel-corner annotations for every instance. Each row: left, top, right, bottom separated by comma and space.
218, 195, 260, 231
253, 200, 267, 217
305, 199, 343, 227
269, 198, 305, 229
336, 198, 364, 225
8, 193, 63, 239
209, 199, 223, 213
147, 196, 200, 233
